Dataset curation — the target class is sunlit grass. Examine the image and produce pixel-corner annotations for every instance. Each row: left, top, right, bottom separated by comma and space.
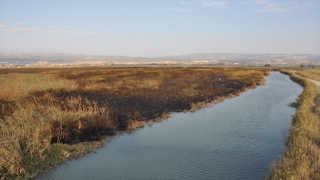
267, 69, 320, 180
0, 74, 76, 101
296, 68, 320, 81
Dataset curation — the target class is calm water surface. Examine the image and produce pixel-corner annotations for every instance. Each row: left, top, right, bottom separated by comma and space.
35, 72, 303, 180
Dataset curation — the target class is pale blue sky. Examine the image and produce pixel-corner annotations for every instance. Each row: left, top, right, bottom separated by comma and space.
0, 0, 319, 57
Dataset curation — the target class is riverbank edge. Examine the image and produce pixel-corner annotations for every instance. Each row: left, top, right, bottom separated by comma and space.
267, 70, 320, 179
131, 71, 270, 129
127, 76, 267, 129
28, 73, 268, 180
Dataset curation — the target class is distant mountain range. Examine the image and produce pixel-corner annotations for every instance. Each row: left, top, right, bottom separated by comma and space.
160, 53, 320, 61
0, 53, 319, 66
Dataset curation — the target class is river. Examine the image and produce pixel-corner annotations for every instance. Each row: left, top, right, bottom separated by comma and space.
35, 72, 303, 180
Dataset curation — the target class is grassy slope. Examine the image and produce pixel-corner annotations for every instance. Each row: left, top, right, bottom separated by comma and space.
267, 69, 320, 180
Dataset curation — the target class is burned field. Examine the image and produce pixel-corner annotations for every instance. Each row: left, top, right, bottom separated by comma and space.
1, 67, 268, 142
0, 66, 269, 179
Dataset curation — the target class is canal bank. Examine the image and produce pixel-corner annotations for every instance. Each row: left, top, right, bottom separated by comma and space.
35, 72, 303, 180
267, 70, 320, 180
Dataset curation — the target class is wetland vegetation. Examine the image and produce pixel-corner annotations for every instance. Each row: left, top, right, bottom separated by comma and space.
0, 66, 269, 179
1, 66, 319, 180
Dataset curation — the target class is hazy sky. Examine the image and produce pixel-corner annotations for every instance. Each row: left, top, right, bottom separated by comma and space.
0, 0, 319, 57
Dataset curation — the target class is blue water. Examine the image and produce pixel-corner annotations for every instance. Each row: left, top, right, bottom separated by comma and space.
35, 72, 303, 180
